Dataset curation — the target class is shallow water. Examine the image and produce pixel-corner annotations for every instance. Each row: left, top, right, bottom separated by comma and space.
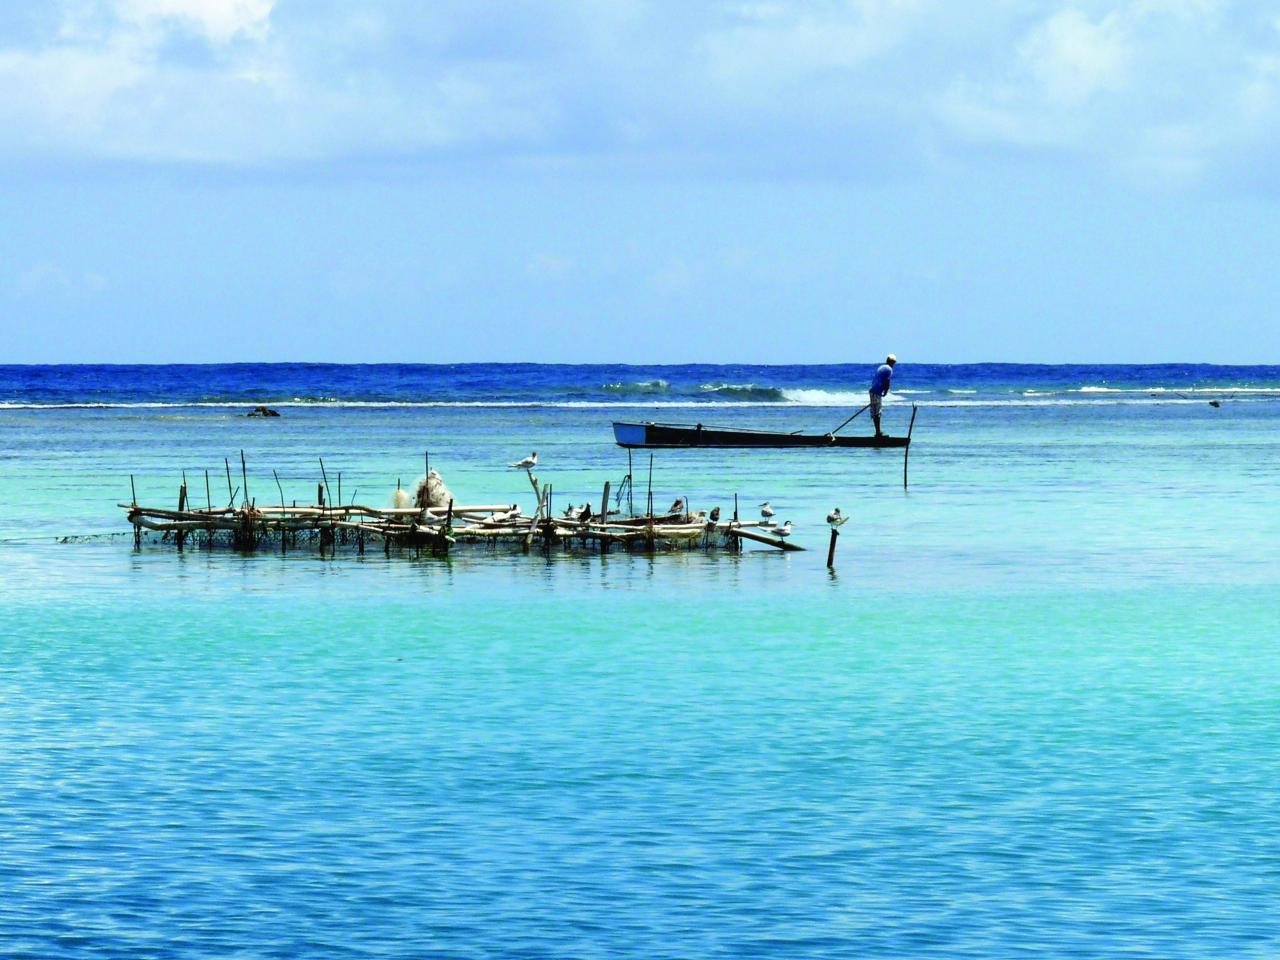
2, 365, 1279, 958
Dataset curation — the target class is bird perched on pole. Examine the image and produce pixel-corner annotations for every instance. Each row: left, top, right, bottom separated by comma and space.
708, 506, 721, 523
509, 451, 538, 469
760, 501, 775, 519
827, 508, 847, 529
776, 521, 793, 538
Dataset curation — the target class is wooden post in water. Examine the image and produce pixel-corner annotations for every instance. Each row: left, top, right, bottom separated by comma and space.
130, 475, 140, 549
646, 454, 654, 519
225, 458, 234, 506
240, 450, 249, 506
274, 470, 287, 554
599, 481, 611, 554
441, 498, 454, 556
176, 482, 187, 551
827, 528, 839, 569
318, 459, 333, 518
205, 469, 214, 549
903, 404, 918, 490
627, 449, 634, 516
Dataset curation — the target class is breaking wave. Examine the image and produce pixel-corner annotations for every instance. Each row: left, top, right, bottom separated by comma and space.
601, 379, 671, 395
698, 383, 789, 402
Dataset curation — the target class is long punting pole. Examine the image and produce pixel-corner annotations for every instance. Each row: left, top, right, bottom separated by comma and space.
903, 405, 918, 490
830, 402, 872, 436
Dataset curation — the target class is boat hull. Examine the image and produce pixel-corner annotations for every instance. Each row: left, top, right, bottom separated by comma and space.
612, 421, 910, 449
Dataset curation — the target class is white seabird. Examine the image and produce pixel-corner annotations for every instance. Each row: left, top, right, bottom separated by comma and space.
509, 451, 538, 470
760, 501, 775, 519
776, 521, 793, 538
827, 508, 847, 528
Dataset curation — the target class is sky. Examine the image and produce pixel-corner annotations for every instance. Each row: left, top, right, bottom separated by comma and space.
3, 0, 1280, 364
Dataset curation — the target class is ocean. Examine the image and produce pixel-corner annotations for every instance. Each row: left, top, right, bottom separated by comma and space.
2, 362, 1279, 958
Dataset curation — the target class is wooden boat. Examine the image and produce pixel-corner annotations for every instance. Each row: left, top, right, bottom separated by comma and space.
612, 421, 910, 449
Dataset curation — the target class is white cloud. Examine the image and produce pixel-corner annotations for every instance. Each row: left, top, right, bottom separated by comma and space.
704, 0, 928, 85
937, 1, 1280, 186
1018, 9, 1130, 106
0, 1, 1279, 189
116, 0, 273, 44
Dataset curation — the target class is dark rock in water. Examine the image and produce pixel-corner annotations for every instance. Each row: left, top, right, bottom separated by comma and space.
248, 405, 281, 418
1209, 400, 1221, 408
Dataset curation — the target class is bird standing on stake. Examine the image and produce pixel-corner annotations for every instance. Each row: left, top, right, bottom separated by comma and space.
760, 501, 775, 519
509, 452, 538, 469
869, 354, 897, 438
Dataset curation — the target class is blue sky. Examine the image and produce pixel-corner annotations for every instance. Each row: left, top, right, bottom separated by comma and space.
3, 0, 1280, 363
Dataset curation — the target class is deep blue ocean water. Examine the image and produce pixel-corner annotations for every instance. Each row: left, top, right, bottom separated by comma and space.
2, 363, 1279, 958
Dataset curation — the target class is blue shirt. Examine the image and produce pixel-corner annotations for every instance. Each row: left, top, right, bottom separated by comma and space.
870, 364, 893, 396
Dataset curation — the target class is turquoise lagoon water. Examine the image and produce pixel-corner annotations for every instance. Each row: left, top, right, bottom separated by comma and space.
2, 365, 1279, 958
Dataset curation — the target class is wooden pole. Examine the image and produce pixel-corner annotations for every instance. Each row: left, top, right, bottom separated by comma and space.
647, 453, 654, 518
176, 482, 187, 551
225, 458, 234, 505
599, 481, 611, 554
274, 470, 287, 555
827, 528, 839, 569
240, 450, 249, 506
205, 469, 213, 549
903, 404, 918, 490
628, 449, 634, 516
129, 474, 137, 506
319, 458, 333, 516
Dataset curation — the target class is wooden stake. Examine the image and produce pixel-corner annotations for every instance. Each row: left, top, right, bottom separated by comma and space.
240, 450, 248, 505
129, 474, 137, 506
319, 458, 333, 516
176, 482, 187, 551
225, 458, 234, 504
903, 404, 918, 490
647, 453, 654, 518
599, 481, 611, 555
827, 528, 839, 569
274, 470, 287, 555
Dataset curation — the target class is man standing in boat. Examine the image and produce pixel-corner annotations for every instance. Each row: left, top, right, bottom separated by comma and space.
869, 354, 896, 437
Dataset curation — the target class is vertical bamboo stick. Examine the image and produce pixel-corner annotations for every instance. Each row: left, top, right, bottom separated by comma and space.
599, 481, 611, 555
176, 482, 187, 551
647, 453, 654, 518
903, 404, 918, 490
